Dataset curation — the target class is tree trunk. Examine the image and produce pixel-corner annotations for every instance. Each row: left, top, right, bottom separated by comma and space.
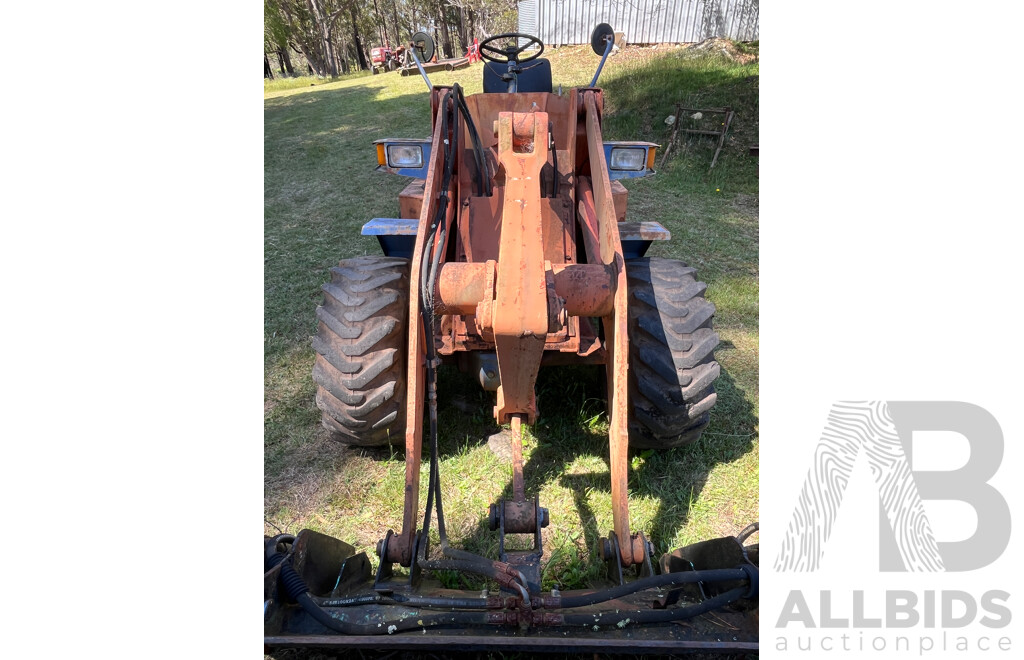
372, 0, 389, 47
337, 29, 349, 74
265, 54, 274, 79
306, 0, 338, 76
281, 48, 295, 76
456, 5, 468, 53
390, 0, 401, 46
435, 1, 453, 59
350, 5, 369, 70
295, 42, 326, 76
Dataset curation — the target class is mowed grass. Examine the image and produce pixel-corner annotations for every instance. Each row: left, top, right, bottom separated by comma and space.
265, 42, 758, 591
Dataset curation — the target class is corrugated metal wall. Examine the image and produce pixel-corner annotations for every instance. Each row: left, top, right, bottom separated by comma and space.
518, 0, 758, 45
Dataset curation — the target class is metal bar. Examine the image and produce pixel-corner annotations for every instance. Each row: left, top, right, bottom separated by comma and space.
387, 89, 448, 566
582, 91, 643, 568
588, 37, 614, 88
491, 111, 550, 424
408, 47, 433, 91
434, 262, 614, 317
266, 635, 759, 653
510, 415, 526, 502
575, 186, 602, 266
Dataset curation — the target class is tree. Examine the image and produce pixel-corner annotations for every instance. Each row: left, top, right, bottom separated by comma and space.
265, 0, 350, 77
264, 0, 521, 77
264, 0, 295, 76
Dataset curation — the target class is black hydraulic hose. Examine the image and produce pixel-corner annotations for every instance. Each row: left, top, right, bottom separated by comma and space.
279, 558, 491, 634
549, 120, 558, 198
265, 533, 295, 571
313, 593, 492, 610
418, 92, 451, 541
299, 593, 490, 634
459, 83, 489, 195
562, 586, 749, 628
737, 521, 759, 544
558, 566, 756, 608
453, 84, 491, 196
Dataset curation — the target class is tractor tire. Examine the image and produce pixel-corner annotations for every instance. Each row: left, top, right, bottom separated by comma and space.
312, 256, 410, 447
626, 258, 720, 449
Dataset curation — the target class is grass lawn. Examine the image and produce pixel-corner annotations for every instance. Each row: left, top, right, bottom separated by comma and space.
265, 41, 759, 592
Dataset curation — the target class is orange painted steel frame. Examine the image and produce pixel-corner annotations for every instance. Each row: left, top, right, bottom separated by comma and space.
385, 86, 645, 569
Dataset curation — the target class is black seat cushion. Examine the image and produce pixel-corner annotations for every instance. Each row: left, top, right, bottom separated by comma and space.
483, 59, 552, 93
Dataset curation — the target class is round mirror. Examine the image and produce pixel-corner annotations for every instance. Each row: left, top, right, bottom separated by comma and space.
590, 23, 615, 56
410, 31, 436, 63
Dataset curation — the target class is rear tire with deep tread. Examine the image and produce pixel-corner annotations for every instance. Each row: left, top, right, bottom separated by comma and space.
626, 258, 720, 449
312, 256, 409, 446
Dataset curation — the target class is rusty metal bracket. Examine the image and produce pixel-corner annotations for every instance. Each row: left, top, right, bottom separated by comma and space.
601, 530, 654, 586
374, 529, 424, 594
489, 494, 548, 593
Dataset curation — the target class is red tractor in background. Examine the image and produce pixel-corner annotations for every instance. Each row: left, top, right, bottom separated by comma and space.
370, 45, 400, 74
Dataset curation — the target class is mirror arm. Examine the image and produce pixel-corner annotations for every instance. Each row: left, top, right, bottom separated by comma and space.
409, 47, 433, 92
589, 37, 614, 88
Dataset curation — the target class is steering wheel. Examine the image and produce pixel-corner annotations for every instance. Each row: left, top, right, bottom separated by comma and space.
479, 33, 544, 64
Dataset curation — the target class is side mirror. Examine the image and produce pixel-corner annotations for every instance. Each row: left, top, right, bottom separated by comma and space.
407, 31, 437, 91
410, 31, 436, 63
588, 23, 615, 87
590, 23, 615, 56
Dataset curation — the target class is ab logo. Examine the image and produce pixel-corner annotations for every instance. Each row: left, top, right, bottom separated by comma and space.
775, 401, 1010, 572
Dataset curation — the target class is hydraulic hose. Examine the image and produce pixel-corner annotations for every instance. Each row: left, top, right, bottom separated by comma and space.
299, 592, 488, 634
313, 593, 493, 610
558, 566, 756, 608
562, 585, 749, 627
280, 558, 490, 634
549, 120, 558, 198
453, 84, 491, 196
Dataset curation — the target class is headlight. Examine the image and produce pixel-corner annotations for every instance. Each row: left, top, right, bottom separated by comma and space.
603, 141, 659, 179
373, 139, 431, 178
609, 147, 646, 171
386, 144, 424, 168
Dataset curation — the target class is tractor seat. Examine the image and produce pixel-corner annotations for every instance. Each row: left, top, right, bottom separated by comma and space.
483, 59, 552, 93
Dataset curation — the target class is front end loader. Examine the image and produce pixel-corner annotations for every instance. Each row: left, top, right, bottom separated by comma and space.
265, 25, 759, 654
